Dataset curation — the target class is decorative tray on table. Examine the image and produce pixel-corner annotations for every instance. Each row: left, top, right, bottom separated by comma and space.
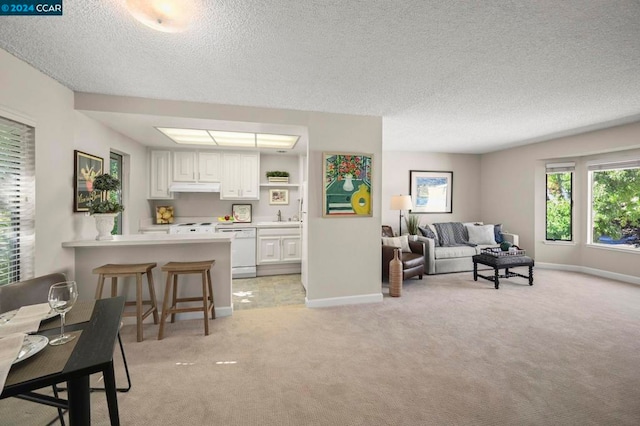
481, 247, 526, 257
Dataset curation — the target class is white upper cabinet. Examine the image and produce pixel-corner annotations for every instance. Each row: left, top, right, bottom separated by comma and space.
198, 152, 221, 182
173, 151, 197, 182
173, 151, 221, 183
220, 152, 260, 200
149, 151, 174, 199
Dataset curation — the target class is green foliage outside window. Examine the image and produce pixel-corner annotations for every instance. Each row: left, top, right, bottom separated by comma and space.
110, 153, 123, 235
592, 168, 640, 243
546, 172, 572, 240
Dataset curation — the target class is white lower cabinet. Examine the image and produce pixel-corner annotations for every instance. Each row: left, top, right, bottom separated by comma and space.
257, 227, 301, 264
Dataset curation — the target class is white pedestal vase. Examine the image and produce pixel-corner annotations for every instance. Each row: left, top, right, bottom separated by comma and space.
342, 174, 354, 192
93, 213, 117, 241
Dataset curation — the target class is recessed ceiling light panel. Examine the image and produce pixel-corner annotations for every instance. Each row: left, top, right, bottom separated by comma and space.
156, 127, 300, 149
256, 133, 299, 149
157, 127, 216, 145
209, 131, 256, 147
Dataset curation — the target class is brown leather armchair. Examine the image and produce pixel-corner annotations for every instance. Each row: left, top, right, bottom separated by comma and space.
381, 226, 426, 281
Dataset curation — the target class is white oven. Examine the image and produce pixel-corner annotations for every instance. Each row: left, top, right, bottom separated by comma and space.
216, 227, 257, 278
169, 222, 216, 234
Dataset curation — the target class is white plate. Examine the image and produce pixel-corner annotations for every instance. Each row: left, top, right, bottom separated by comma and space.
0, 308, 59, 325
12, 334, 49, 365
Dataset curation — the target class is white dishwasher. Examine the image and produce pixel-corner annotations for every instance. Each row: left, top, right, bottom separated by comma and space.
216, 227, 257, 278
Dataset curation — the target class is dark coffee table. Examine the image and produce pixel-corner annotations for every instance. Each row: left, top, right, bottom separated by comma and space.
472, 253, 534, 289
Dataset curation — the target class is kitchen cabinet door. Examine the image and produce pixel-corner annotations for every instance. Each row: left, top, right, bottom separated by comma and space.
281, 236, 301, 262
198, 152, 221, 182
258, 236, 282, 264
239, 153, 259, 198
173, 151, 197, 182
149, 151, 174, 199
221, 152, 260, 199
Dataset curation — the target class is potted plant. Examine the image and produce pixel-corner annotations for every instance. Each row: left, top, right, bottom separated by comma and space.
405, 214, 421, 238
266, 171, 290, 183
87, 174, 124, 241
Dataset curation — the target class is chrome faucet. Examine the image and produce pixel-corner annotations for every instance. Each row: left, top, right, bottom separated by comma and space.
277, 210, 282, 222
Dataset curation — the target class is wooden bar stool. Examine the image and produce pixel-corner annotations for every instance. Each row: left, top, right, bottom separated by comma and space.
93, 263, 160, 342
158, 260, 215, 340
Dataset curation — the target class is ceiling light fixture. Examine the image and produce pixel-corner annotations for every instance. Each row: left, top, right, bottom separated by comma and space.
156, 127, 299, 150
125, 0, 196, 33
157, 128, 215, 145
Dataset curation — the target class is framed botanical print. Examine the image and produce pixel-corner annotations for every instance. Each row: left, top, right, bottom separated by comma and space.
269, 189, 289, 205
409, 170, 453, 213
74, 150, 103, 212
323, 152, 373, 217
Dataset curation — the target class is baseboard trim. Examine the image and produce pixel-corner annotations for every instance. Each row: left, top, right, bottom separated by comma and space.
256, 264, 301, 276
305, 293, 383, 308
537, 262, 640, 285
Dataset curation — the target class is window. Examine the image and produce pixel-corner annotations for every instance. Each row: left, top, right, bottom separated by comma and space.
0, 115, 35, 285
589, 160, 640, 249
110, 151, 123, 235
546, 163, 574, 241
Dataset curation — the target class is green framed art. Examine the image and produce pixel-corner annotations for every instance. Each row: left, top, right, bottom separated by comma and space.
322, 152, 373, 217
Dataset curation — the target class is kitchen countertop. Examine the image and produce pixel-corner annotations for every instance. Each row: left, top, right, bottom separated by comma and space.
218, 221, 301, 229
139, 221, 302, 233
62, 233, 234, 248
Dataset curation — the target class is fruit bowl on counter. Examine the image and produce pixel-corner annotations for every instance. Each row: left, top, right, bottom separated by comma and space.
217, 216, 235, 224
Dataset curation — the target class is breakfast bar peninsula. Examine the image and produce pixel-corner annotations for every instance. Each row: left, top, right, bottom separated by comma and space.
62, 233, 234, 318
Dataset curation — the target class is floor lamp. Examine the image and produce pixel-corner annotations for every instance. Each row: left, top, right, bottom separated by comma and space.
390, 195, 413, 236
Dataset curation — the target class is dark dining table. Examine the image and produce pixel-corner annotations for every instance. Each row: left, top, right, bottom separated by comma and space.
1, 296, 125, 425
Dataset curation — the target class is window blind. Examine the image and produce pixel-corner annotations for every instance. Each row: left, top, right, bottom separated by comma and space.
546, 162, 575, 173
0, 115, 35, 285
587, 159, 640, 171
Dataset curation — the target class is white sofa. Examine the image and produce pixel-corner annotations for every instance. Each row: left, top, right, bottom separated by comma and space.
416, 223, 519, 275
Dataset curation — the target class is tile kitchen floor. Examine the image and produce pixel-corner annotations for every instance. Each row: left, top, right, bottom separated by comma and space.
232, 274, 305, 311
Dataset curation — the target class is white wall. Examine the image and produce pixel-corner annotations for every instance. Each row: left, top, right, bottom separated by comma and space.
481, 121, 640, 278
0, 49, 75, 278
381, 152, 482, 235
75, 93, 384, 304
73, 112, 149, 237
0, 48, 150, 279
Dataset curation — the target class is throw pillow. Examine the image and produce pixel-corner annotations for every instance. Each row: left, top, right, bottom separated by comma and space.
418, 225, 440, 247
419, 226, 440, 247
382, 235, 411, 253
494, 224, 504, 243
465, 224, 496, 245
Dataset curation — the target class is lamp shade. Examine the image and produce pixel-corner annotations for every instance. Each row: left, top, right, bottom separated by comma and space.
390, 195, 413, 210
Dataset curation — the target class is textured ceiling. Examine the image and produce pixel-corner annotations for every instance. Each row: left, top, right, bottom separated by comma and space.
1, 0, 639, 153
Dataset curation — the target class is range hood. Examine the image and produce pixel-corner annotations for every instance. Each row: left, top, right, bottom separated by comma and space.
169, 182, 221, 193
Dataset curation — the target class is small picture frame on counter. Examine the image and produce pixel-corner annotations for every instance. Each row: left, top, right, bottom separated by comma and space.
269, 189, 289, 205
232, 204, 252, 222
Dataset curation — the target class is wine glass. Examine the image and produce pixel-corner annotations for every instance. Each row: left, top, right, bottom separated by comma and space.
47, 281, 79, 346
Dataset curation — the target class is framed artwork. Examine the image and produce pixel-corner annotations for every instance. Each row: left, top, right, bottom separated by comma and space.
323, 152, 373, 217
409, 170, 453, 213
269, 189, 289, 205
232, 204, 252, 222
74, 150, 103, 212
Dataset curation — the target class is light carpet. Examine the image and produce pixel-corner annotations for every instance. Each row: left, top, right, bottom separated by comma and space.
2, 269, 640, 425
